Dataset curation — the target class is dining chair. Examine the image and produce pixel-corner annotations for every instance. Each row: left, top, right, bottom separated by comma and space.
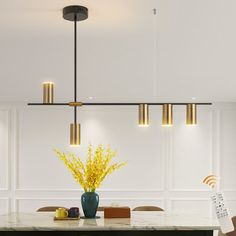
37, 206, 68, 212
218, 216, 236, 236
133, 206, 164, 211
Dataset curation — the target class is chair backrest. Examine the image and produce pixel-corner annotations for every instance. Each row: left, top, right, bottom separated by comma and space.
226, 216, 236, 236
37, 206, 68, 212
133, 206, 164, 211
97, 206, 106, 211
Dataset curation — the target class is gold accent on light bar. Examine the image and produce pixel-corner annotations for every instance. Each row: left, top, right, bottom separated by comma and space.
70, 123, 80, 146
162, 104, 173, 126
69, 102, 83, 107
186, 104, 197, 125
43, 82, 54, 104
138, 104, 149, 127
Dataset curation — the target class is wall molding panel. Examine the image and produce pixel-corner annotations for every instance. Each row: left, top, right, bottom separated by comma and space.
0, 110, 10, 191
170, 198, 212, 217
0, 103, 235, 215
0, 198, 10, 214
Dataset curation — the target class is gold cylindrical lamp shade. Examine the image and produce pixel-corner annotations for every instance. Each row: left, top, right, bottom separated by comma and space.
70, 123, 80, 146
162, 104, 173, 126
186, 104, 197, 125
43, 82, 54, 104
138, 104, 149, 127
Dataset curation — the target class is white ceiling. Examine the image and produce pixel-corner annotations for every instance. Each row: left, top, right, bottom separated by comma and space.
0, 0, 236, 103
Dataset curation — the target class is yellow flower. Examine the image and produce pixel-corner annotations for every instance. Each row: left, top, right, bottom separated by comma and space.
55, 144, 126, 192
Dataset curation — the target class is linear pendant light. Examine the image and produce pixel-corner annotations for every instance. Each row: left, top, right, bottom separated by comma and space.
162, 104, 173, 126
43, 82, 54, 104
186, 104, 197, 125
138, 104, 149, 127
70, 123, 80, 146
28, 5, 212, 145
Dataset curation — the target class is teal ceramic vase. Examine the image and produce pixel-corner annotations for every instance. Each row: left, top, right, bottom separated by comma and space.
81, 192, 99, 218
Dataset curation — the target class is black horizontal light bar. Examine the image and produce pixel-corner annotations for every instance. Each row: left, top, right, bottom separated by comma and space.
28, 102, 212, 106
28, 103, 68, 105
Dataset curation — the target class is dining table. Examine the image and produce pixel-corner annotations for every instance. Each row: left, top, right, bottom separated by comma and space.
0, 211, 220, 236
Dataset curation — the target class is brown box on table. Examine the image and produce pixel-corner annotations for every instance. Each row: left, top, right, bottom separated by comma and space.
104, 207, 131, 218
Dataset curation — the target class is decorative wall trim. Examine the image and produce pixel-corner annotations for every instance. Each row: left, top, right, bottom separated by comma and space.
0, 110, 10, 191
14, 108, 166, 192
169, 189, 211, 192
212, 109, 221, 194
6, 110, 11, 191
15, 197, 165, 212
168, 110, 214, 192
15, 197, 165, 201
218, 109, 236, 192
0, 197, 10, 213
223, 190, 236, 193
169, 197, 212, 202
218, 110, 222, 190
15, 188, 165, 192
169, 198, 212, 216
13, 110, 19, 191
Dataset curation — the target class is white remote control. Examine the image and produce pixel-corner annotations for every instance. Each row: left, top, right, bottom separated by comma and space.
211, 192, 234, 234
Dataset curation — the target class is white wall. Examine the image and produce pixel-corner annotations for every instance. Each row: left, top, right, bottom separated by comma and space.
0, 102, 235, 216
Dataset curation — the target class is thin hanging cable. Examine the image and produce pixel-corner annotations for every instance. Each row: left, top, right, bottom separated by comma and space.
74, 15, 77, 124
152, 8, 158, 103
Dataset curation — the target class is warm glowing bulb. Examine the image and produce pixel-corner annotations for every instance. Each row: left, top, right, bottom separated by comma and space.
43, 81, 54, 85
138, 124, 149, 127
162, 124, 173, 127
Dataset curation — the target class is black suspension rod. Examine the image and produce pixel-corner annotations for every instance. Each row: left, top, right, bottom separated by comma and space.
28, 102, 212, 106
82, 102, 212, 106
74, 17, 77, 102
74, 16, 77, 124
